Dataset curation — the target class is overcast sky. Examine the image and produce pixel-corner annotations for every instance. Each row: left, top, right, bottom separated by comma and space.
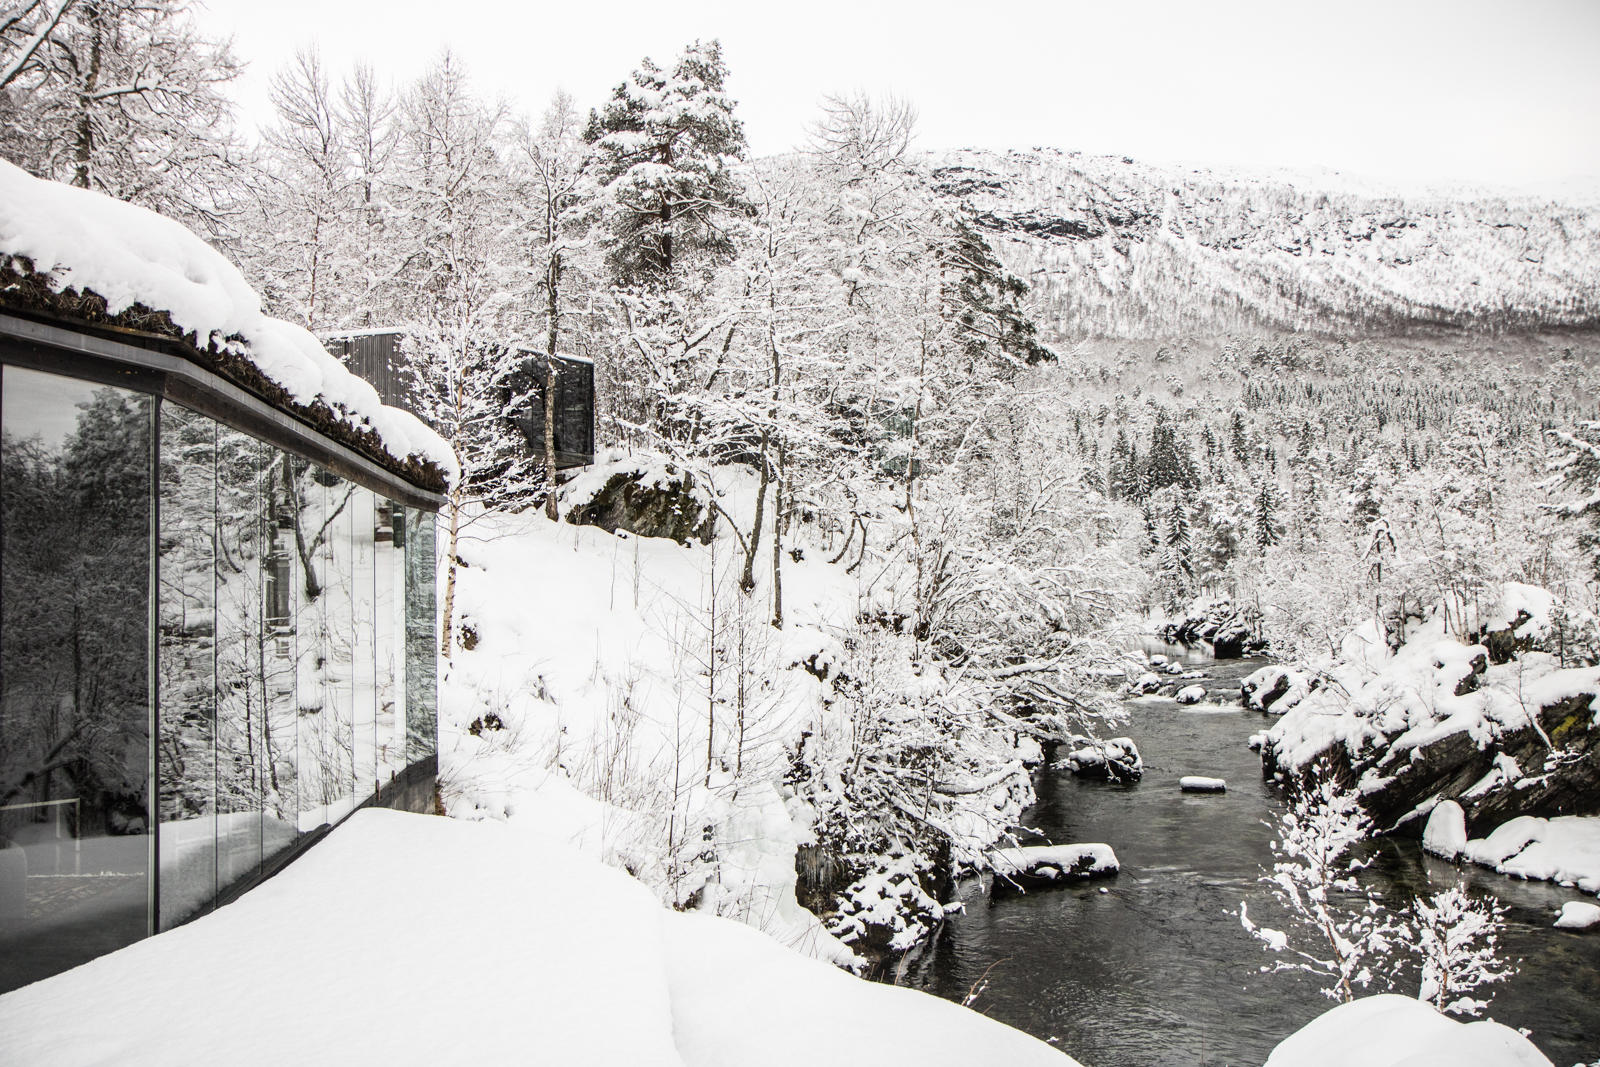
194, 0, 1600, 194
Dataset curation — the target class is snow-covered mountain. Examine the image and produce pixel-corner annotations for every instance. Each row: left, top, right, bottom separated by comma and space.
931, 148, 1600, 338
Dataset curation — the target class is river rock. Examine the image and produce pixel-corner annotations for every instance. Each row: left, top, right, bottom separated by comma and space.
1422, 800, 1468, 861
990, 843, 1119, 894
1241, 665, 1317, 714
1130, 671, 1164, 695
1059, 737, 1143, 783
1180, 776, 1226, 793
1175, 685, 1206, 705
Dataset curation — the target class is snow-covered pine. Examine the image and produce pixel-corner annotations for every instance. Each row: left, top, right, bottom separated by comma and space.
583, 39, 751, 286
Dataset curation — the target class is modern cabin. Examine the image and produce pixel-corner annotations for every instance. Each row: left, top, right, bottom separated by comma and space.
508, 350, 596, 470
321, 331, 596, 471
0, 167, 448, 995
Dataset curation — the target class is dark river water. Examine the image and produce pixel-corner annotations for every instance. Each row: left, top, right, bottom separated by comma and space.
898, 643, 1600, 1067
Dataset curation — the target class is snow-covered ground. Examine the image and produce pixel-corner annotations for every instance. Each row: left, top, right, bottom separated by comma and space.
1262, 994, 1553, 1067
440, 468, 860, 963
0, 809, 1078, 1066
439, 456, 1044, 965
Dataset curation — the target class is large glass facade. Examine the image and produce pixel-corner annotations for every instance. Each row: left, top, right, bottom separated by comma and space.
0, 360, 439, 994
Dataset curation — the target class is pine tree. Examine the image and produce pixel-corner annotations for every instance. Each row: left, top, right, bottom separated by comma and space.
1143, 407, 1198, 491
941, 211, 1054, 369
1230, 411, 1249, 462
583, 39, 751, 284
1255, 483, 1281, 549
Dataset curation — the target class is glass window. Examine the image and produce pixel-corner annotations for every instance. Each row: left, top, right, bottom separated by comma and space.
1, 365, 153, 995
157, 404, 217, 930
258, 447, 300, 865
376, 502, 405, 781
317, 468, 358, 824
349, 488, 378, 802
404, 507, 437, 765
214, 427, 267, 892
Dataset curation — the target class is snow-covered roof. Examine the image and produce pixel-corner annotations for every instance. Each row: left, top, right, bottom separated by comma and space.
0, 161, 455, 488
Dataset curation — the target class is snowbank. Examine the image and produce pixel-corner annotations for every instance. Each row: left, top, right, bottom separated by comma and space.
1554, 901, 1600, 929
0, 160, 454, 480
1262, 994, 1553, 1067
1460, 815, 1600, 894
0, 810, 1079, 1066
1422, 799, 1469, 861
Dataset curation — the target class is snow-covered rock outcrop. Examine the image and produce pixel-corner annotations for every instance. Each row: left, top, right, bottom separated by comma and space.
1258, 587, 1600, 833
1157, 596, 1266, 657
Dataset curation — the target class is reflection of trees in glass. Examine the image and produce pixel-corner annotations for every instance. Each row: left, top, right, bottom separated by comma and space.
158, 405, 217, 822
404, 507, 436, 764
1, 385, 151, 836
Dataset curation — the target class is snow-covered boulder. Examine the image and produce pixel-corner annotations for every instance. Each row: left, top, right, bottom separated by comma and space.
1263, 994, 1553, 1067
1179, 776, 1226, 793
1422, 799, 1469, 862
1175, 684, 1206, 705
1058, 737, 1143, 783
1130, 671, 1164, 695
562, 454, 717, 544
1554, 900, 1600, 929
1460, 815, 1600, 894
990, 843, 1119, 893
1241, 665, 1317, 714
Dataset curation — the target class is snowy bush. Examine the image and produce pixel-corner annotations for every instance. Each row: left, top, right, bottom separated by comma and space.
1242, 778, 1398, 1002
1400, 884, 1514, 1017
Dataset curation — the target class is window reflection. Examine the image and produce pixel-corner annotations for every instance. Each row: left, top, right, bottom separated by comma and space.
157, 404, 217, 930
376, 502, 405, 780
1, 361, 438, 993
404, 507, 437, 765
215, 428, 267, 890
350, 489, 378, 801
1, 366, 153, 993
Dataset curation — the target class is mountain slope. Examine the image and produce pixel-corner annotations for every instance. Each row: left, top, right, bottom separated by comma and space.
932, 148, 1600, 338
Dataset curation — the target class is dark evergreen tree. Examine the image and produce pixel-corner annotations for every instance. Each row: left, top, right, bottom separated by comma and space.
1142, 408, 1198, 492
942, 211, 1055, 369
584, 39, 751, 284
1254, 483, 1281, 549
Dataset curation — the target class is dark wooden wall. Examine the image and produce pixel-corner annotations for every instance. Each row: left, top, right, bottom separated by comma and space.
324, 332, 417, 416
514, 352, 595, 469
325, 333, 595, 470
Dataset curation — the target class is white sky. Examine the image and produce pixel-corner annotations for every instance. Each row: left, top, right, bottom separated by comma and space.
193, 0, 1600, 194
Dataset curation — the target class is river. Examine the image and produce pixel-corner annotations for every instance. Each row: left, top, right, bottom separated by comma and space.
897, 642, 1600, 1067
